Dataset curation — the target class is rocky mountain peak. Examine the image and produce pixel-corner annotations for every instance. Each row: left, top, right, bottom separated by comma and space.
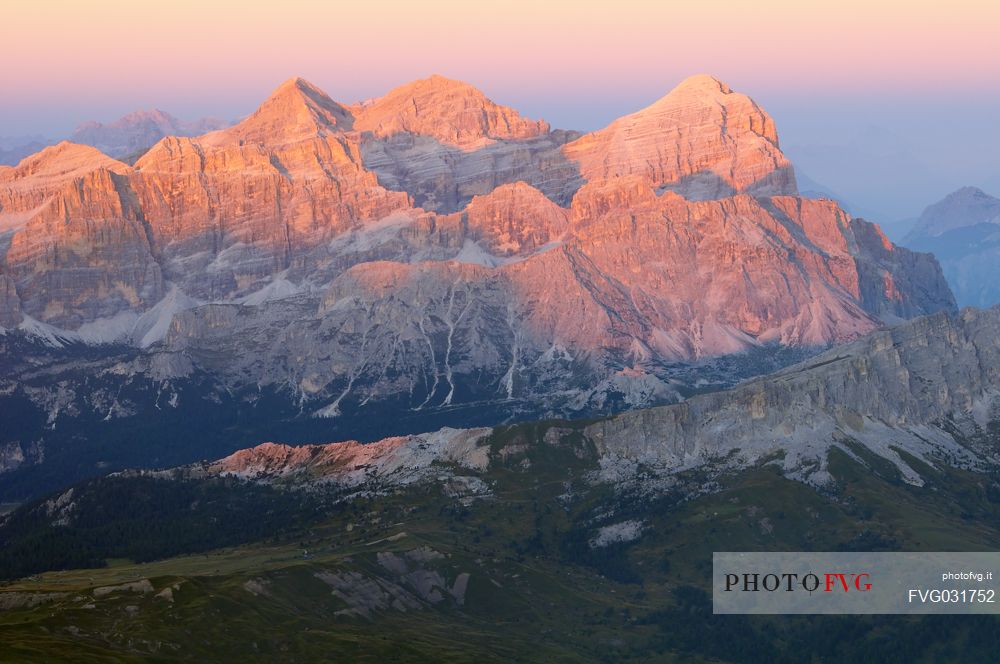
74, 109, 179, 134
646, 74, 778, 144
69, 110, 230, 159
687, 73, 771, 131
0, 141, 130, 232
906, 186, 1000, 240
901, 186, 1000, 308
8, 141, 125, 177
664, 73, 733, 97
352, 74, 549, 147
216, 76, 354, 145
562, 74, 795, 199
949, 185, 991, 199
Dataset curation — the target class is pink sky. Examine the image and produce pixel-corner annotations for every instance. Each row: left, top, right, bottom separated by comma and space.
2, 0, 998, 219
3, 0, 997, 133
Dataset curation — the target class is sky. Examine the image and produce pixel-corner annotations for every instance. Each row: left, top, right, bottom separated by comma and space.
2, 0, 998, 222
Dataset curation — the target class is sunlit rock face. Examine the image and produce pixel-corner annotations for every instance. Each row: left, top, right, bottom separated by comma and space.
126, 77, 411, 301
354, 74, 796, 214
353, 75, 577, 213
563, 74, 797, 200
5, 164, 163, 328
159, 174, 952, 418
0, 73, 955, 415
351, 74, 549, 147
0, 142, 130, 232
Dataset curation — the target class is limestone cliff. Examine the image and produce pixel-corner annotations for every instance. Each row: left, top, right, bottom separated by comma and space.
0, 74, 956, 416
563, 74, 797, 199
182, 307, 1000, 493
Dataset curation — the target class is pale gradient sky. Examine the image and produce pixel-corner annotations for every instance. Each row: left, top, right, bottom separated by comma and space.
2, 0, 998, 221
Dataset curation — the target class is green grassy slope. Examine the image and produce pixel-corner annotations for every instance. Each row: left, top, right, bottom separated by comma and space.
3, 421, 1000, 662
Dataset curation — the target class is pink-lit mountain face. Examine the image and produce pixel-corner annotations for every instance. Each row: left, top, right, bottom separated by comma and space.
0, 74, 954, 416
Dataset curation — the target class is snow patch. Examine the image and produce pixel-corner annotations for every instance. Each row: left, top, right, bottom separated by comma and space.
17, 315, 78, 348
76, 311, 140, 345
328, 211, 416, 255
13, 286, 200, 348
590, 520, 645, 548
133, 286, 201, 347
451, 240, 515, 268
450, 238, 564, 268
238, 278, 304, 307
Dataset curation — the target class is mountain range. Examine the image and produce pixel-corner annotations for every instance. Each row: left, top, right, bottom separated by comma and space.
4, 70, 1000, 662
3, 300, 1000, 662
157, 304, 1000, 496
68, 110, 230, 161
0, 111, 232, 166
0, 74, 958, 496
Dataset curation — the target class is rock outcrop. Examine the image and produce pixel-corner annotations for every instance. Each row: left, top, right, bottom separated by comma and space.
201, 427, 491, 487
586, 306, 1000, 487
5, 167, 163, 328
445, 182, 570, 255
0, 273, 22, 327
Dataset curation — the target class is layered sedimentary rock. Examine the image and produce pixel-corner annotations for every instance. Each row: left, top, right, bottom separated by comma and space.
175, 306, 1000, 494
562, 74, 797, 199
0, 142, 129, 232
117, 78, 411, 301
0, 73, 956, 416
586, 306, 1000, 486
352, 75, 548, 147
354, 75, 576, 212
356, 74, 796, 213
357, 128, 579, 213
1, 144, 143, 330
0, 274, 22, 327
5, 168, 163, 328
160, 176, 952, 416
443, 182, 570, 255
